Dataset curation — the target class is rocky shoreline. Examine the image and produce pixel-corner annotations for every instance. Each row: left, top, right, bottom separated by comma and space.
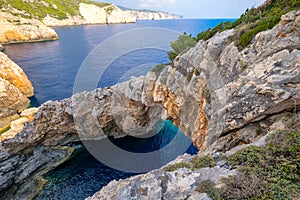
0, 2, 181, 44
0, 10, 299, 199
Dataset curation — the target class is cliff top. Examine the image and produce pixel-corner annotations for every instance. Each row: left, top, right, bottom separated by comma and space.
169, 0, 300, 60
0, 0, 111, 20
0, 0, 181, 21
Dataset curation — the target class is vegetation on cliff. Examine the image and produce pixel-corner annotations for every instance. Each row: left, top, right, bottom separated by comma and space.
165, 113, 300, 199
168, 32, 197, 62
168, 0, 300, 61
164, 155, 216, 172
221, 117, 299, 199
0, 0, 111, 19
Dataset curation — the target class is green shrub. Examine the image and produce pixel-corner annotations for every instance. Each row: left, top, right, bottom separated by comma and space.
220, 173, 263, 200
196, 180, 221, 200
194, 0, 300, 50
164, 114, 299, 199
164, 162, 190, 172
223, 129, 300, 199
164, 155, 216, 172
197, 21, 233, 41
0, 0, 5, 8
104, 5, 115, 14
190, 155, 216, 170
237, 11, 282, 49
168, 32, 197, 62
168, 50, 178, 62
81, 0, 110, 8
1, 0, 111, 19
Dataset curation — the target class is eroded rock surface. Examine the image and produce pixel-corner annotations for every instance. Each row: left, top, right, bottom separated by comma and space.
43, 3, 137, 26
0, 52, 34, 135
0, 52, 34, 97
0, 12, 58, 44
0, 108, 39, 142
87, 154, 235, 200
0, 10, 299, 200
0, 77, 29, 119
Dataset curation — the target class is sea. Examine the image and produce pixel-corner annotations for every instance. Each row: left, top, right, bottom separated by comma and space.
4, 19, 234, 200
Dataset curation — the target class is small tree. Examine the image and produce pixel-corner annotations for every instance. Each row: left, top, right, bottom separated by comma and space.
168, 33, 197, 62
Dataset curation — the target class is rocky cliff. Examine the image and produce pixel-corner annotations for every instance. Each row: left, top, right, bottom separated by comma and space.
42, 3, 137, 26
0, 1, 180, 44
0, 11, 58, 44
126, 10, 182, 20
42, 4, 181, 26
0, 52, 34, 142
0, 10, 299, 199
88, 10, 300, 199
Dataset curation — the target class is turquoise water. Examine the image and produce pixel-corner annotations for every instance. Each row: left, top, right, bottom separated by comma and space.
4, 19, 235, 200
36, 121, 197, 200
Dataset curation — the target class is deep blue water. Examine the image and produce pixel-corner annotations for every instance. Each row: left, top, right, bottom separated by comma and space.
4, 19, 234, 105
4, 19, 234, 200
35, 120, 197, 200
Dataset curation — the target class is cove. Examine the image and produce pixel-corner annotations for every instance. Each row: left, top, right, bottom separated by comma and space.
35, 120, 197, 200
4, 19, 234, 199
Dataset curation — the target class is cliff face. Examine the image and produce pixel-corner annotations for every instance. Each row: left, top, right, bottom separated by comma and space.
0, 52, 34, 97
43, 3, 136, 26
0, 77, 29, 118
104, 5, 136, 24
0, 2, 180, 43
0, 10, 299, 200
127, 10, 182, 20
0, 12, 58, 44
78, 3, 107, 24
42, 4, 181, 26
0, 52, 34, 140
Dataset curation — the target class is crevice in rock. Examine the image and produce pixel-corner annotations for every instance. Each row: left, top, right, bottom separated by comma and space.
217, 109, 299, 153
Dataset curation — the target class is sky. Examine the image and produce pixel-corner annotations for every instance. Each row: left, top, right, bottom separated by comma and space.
101, 0, 266, 19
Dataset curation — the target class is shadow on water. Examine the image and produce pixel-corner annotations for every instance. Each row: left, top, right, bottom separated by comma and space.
35, 121, 198, 200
